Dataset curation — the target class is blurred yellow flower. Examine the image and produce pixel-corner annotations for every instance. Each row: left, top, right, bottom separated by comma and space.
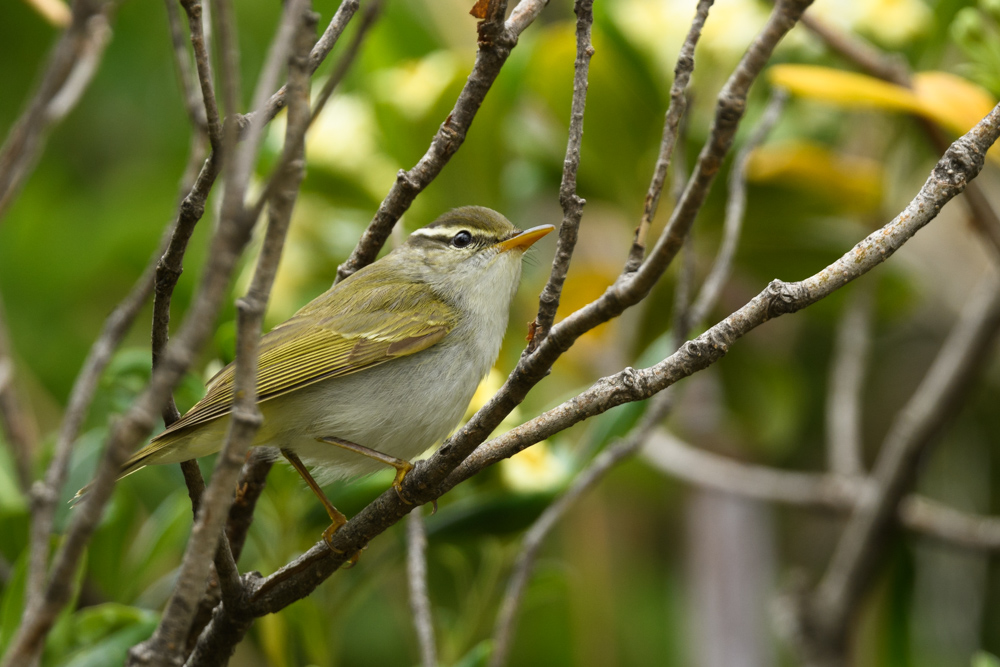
374, 50, 459, 120
500, 440, 570, 493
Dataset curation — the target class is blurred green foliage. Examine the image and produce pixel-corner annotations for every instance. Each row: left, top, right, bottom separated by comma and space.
1, 0, 999, 665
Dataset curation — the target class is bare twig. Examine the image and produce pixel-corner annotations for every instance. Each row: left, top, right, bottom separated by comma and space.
625, 0, 713, 272
11, 236, 161, 667
163, 0, 207, 132
335, 0, 549, 282
0, 293, 37, 493
0, 0, 115, 222
640, 429, 1000, 551
688, 90, 787, 327
825, 283, 873, 476
238, 0, 361, 131
406, 511, 437, 667
800, 270, 1000, 663
421, 0, 813, 507
247, 0, 382, 223
179, 0, 223, 148
528, 0, 595, 348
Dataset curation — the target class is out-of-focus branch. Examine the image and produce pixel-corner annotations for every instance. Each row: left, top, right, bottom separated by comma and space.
247, 0, 382, 224
10, 236, 162, 667
163, 0, 207, 133
640, 429, 1000, 551
335, 0, 549, 282
0, 294, 37, 493
687, 90, 787, 326
0, 0, 115, 222
406, 511, 437, 667
238, 0, 360, 132
825, 283, 873, 477
625, 0, 713, 272
791, 270, 1000, 666
528, 0, 595, 348
489, 393, 675, 667
490, 5, 723, 648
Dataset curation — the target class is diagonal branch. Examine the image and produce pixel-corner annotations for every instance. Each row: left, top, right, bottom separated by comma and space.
803, 269, 1000, 660
0, 0, 115, 222
335, 0, 549, 282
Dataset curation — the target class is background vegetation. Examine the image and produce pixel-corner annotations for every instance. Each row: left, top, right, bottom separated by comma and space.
1, 0, 999, 665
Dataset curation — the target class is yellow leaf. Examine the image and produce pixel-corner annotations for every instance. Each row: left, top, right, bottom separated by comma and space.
745, 141, 883, 212
770, 65, 1000, 164
768, 65, 923, 114
912, 71, 996, 136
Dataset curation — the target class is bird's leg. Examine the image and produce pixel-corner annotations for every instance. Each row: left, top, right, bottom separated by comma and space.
280, 448, 354, 557
315, 436, 415, 504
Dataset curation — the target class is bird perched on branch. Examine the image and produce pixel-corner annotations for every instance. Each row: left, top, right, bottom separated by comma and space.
113, 206, 553, 544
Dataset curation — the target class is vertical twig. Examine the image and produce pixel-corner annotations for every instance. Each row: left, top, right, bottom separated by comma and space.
624, 0, 713, 272
825, 283, 873, 477
406, 511, 437, 667
0, 293, 37, 493
527, 0, 595, 348
793, 271, 1000, 665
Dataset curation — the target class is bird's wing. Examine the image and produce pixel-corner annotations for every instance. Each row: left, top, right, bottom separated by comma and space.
151, 270, 455, 443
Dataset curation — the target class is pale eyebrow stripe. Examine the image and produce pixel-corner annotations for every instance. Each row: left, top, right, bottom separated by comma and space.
410, 225, 468, 239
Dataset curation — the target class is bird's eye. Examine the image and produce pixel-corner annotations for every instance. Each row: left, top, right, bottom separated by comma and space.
451, 230, 473, 248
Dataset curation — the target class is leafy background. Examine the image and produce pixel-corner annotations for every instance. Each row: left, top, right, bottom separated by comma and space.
1, 0, 1000, 664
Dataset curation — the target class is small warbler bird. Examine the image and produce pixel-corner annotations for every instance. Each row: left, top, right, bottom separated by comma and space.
119, 207, 553, 542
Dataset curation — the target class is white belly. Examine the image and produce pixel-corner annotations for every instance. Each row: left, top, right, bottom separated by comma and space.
168, 332, 494, 483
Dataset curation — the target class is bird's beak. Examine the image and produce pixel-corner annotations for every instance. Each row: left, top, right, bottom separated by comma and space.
496, 224, 555, 253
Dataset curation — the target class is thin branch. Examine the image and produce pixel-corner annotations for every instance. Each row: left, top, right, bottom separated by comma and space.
0, 96, 269, 667
528, 0, 595, 347
0, 293, 37, 493
489, 392, 675, 667
334, 0, 549, 282
247, 0, 382, 223
802, 269, 1000, 660
624, 0, 713, 272
238, 0, 361, 132
163, 0, 207, 132
640, 429, 1000, 551
824, 282, 873, 476
179, 0, 223, 149
687, 89, 787, 327
420, 0, 813, 506
0, 0, 115, 222
11, 236, 161, 667
406, 511, 437, 667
